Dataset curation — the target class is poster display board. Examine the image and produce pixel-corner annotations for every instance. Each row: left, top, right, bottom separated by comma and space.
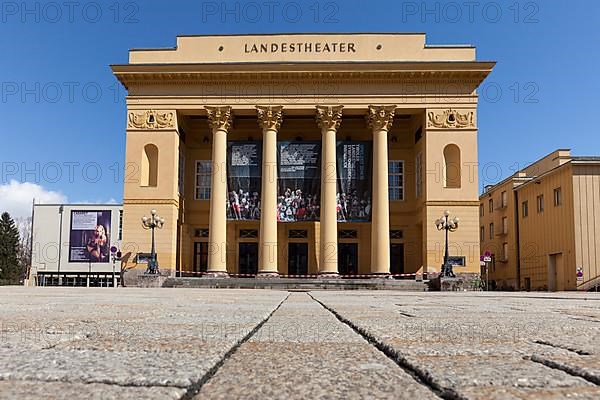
277, 141, 321, 222
227, 142, 263, 220
69, 211, 112, 263
336, 141, 372, 222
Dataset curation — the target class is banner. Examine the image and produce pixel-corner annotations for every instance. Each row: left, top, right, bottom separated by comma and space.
227, 142, 262, 220
69, 210, 112, 263
336, 141, 372, 222
277, 141, 321, 222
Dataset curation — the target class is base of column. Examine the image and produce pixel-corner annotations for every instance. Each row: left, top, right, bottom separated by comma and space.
256, 272, 280, 278
318, 272, 340, 279
370, 273, 392, 279
202, 271, 229, 278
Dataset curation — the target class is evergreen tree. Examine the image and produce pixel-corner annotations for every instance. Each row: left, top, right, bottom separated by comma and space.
0, 212, 20, 284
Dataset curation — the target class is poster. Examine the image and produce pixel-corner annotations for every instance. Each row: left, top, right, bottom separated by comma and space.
336, 141, 372, 222
69, 210, 112, 263
277, 141, 321, 222
227, 142, 263, 220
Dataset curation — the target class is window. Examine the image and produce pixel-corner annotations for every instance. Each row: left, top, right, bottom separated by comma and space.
489, 199, 494, 213
522, 201, 529, 218
289, 230, 308, 239
339, 230, 358, 239
502, 242, 508, 261
390, 230, 404, 239
118, 210, 123, 240
415, 153, 423, 198
443, 144, 461, 188
480, 226, 485, 242
537, 194, 544, 213
489, 223, 494, 239
502, 217, 508, 234
479, 204, 484, 217
501, 191, 508, 208
553, 187, 562, 206
194, 229, 209, 238
240, 229, 259, 239
178, 152, 185, 195
195, 161, 212, 200
388, 160, 404, 200
141, 144, 159, 187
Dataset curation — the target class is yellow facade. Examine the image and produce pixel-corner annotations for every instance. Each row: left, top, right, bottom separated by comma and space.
480, 150, 600, 291
112, 33, 494, 280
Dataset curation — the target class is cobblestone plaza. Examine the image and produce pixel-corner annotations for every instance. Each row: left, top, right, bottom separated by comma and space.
0, 288, 598, 399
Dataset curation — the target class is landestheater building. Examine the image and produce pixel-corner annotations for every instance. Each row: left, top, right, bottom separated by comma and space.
111, 33, 495, 279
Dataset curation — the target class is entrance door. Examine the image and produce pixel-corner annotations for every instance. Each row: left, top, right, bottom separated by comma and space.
390, 244, 405, 276
239, 243, 258, 276
338, 243, 358, 276
288, 243, 308, 276
193, 242, 209, 273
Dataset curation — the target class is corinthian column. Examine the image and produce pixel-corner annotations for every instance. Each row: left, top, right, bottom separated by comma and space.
205, 106, 232, 277
367, 105, 396, 276
316, 105, 343, 277
257, 106, 283, 276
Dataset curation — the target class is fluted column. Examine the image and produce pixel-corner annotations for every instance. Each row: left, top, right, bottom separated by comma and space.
257, 106, 283, 276
205, 106, 232, 277
316, 105, 343, 277
367, 105, 396, 275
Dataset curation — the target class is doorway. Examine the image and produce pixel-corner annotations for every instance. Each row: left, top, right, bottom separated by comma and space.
288, 243, 308, 275
193, 242, 209, 273
239, 243, 258, 276
338, 243, 358, 276
390, 243, 405, 276
548, 253, 564, 292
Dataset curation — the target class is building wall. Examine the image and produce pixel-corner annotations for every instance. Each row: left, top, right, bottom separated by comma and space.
31, 204, 123, 274
517, 164, 577, 291
480, 179, 520, 290
572, 163, 600, 289
115, 33, 493, 278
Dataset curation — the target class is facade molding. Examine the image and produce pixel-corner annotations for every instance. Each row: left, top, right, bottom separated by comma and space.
127, 110, 176, 130
427, 108, 475, 129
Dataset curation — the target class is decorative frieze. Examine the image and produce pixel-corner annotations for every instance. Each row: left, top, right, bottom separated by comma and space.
427, 109, 475, 129
128, 110, 175, 130
205, 106, 233, 132
256, 106, 284, 131
367, 105, 397, 131
316, 105, 343, 131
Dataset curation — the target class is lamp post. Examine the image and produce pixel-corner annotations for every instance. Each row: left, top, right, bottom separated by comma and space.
435, 210, 460, 278
141, 209, 164, 275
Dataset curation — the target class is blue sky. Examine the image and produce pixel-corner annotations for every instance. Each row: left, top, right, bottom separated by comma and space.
1, 0, 599, 217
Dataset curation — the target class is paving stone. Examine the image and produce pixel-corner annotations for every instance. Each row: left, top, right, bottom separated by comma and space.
0, 381, 185, 400
195, 293, 437, 399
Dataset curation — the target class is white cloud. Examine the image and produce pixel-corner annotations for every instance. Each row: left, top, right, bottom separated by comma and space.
0, 180, 67, 218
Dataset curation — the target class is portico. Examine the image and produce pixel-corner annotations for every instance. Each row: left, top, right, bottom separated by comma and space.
112, 33, 494, 281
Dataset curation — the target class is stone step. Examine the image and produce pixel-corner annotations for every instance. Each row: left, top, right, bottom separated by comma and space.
163, 277, 428, 291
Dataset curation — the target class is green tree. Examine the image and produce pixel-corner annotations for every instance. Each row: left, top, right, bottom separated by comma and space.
0, 212, 21, 284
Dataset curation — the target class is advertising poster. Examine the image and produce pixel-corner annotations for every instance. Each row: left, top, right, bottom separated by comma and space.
227, 142, 263, 220
277, 141, 321, 222
336, 141, 373, 222
69, 211, 112, 263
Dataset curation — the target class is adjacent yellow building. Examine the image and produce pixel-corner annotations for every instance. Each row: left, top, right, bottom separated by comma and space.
111, 33, 495, 282
480, 150, 600, 291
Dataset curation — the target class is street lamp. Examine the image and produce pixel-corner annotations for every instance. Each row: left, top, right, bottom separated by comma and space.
435, 210, 460, 278
141, 209, 165, 275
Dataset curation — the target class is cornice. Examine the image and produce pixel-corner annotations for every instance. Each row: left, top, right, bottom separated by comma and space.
113, 68, 492, 91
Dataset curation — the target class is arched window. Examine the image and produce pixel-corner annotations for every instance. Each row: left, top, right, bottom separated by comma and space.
443, 144, 461, 188
141, 144, 158, 187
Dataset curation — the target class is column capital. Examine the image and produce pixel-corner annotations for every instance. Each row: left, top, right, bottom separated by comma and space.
367, 105, 397, 132
256, 106, 283, 131
205, 106, 233, 132
316, 105, 344, 131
